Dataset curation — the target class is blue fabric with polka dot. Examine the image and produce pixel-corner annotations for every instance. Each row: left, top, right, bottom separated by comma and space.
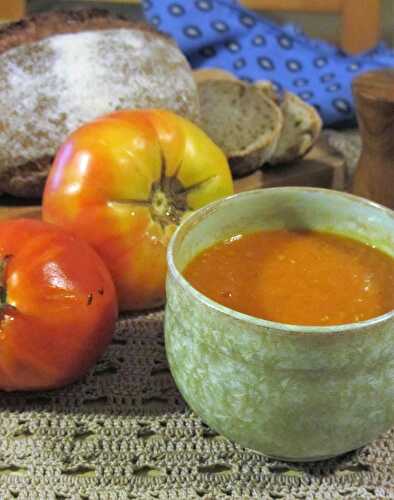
142, 0, 394, 126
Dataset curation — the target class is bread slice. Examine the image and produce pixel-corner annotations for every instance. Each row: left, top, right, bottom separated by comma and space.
0, 10, 200, 198
269, 92, 322, 164
193, 68, 236, 84
254, 80, 279, 103
198, 79, 283, 177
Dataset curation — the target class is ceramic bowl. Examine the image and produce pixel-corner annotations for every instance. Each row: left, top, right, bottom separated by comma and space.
164, 187, 394, 462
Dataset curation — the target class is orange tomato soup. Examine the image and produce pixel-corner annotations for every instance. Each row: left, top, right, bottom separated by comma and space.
183, 230, 394, 326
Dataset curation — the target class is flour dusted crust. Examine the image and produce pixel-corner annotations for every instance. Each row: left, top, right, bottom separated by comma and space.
0, 11, 199, 197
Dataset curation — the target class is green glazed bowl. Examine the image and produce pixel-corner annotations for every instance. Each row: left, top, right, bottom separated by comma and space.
164, 187, 394, 462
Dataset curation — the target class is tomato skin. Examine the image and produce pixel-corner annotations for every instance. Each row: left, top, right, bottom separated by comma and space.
0, 219, 118, 391
42, 109, 234, 311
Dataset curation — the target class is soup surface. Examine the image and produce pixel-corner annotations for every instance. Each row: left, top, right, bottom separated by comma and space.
183, 230, 394, 326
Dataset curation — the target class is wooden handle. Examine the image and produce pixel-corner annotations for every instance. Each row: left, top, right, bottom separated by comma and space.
351, 70, 394, 209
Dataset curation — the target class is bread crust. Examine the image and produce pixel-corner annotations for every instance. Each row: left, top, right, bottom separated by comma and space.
0, 9, 165, 54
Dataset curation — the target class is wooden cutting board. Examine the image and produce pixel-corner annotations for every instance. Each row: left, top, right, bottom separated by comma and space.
0, 134, 346, 220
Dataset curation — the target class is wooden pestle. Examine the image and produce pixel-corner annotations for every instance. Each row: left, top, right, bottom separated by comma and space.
351, 70, 394, 209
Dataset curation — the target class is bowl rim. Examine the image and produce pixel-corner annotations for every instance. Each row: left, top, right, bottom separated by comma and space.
167, 186, 394, 335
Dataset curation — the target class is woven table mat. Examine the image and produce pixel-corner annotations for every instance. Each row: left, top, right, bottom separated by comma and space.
0, 310, 393, 499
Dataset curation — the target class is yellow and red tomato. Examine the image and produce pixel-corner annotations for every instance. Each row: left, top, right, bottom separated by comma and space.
0, 219, 117, 391
42, 109, 233, 311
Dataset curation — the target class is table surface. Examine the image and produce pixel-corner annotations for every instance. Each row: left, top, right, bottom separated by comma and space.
2, 130, 390, 500
0, 310, 392, 499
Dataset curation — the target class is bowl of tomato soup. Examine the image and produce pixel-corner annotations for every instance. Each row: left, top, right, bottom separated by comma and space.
165, 187, 394, 461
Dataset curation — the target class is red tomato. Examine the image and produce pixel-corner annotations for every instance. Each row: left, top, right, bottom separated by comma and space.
0, 219, 118, 391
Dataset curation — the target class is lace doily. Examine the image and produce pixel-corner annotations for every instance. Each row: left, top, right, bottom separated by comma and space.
0, 310, 392, 499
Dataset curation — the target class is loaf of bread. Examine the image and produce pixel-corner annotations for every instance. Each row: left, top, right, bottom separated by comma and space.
0, 10, 200, 198
197, 79, 283, 177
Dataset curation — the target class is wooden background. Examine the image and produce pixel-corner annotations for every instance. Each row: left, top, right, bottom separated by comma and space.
2, 0, 384, 53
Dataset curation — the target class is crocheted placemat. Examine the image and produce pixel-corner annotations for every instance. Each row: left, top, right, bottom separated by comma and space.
0, 310, 393, 499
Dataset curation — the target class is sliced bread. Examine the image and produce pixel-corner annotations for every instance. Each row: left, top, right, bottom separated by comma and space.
254, 79, 280, 103
193, 68, 236, 84
197, 79, 283, 177
269, 92, 322, 164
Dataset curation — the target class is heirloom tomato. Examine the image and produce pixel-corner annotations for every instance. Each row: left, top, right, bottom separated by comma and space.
0, 219, 117, 391
42, 109, 233, 311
